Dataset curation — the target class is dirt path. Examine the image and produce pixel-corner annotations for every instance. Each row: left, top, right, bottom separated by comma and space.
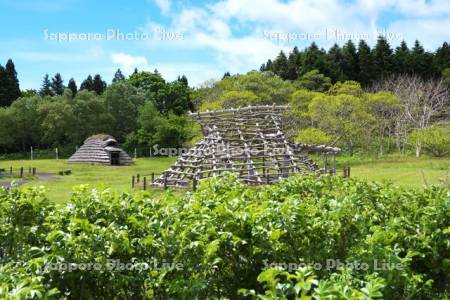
0, 173, 57, 188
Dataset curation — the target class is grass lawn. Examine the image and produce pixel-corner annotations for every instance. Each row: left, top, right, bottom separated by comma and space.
348, 158, 449, 188
0, 157, 176, 204
0, 156, 448, 203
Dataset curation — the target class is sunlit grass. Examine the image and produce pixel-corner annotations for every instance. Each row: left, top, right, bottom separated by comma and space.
0, 157, 176, 204
1, 156, 448, 203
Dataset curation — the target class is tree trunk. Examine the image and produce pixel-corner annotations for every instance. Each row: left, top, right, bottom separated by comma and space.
415, 142, 421, 157
395, 132, 401, 152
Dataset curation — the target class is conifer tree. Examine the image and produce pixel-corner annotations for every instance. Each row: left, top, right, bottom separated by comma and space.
373, 36, 393, 80
112, 69, 125, 82
265, 59, 273, 71
434, 42, 450, 74
177, 75, 189, 87
259, 63, 266, 72
302, 42, 326, 74
272, 51, 289, 79
92, 74, 107, 95
67, 78, 77, 97
324, 44, 345, 82
341, 40, 359, 80
51, 73, 65, 95
5, 59, 20, 104
410, 40, 434, 77
0, 65, 10, 106
39, 74, 53, 96
393, 41, 410, 74
79, 75, 94, 91
357, 40, 375, 86
287, 46, 302, 80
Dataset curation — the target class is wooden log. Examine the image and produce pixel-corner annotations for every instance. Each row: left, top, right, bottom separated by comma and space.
332, 153, 336, 175
163, 173, 168, 190
193, 176, 198, 191
132, 176, 135, 188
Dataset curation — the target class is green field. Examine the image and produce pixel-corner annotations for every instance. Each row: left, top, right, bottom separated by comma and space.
0, 157, 176, 203
0, 156, 448, 203
348, 158, 449, 187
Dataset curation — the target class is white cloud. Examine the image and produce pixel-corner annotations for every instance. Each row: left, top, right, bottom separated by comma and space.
388, 18, 450, 50
357, 0, 450, 17
111, 53, 150, 74
152, 0, 171, 14
136, 0, 450, 85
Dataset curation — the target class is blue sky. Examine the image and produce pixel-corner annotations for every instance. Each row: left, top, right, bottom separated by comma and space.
0, 0, 449, 89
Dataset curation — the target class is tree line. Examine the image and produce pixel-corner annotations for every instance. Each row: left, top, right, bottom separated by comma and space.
0, 70, 194, 155
195, 71, 449, 157
260, 37, 450, 86
1, 37, 449, 157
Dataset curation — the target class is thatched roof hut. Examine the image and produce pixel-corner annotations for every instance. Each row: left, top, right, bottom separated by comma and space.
68, 134, 133, 165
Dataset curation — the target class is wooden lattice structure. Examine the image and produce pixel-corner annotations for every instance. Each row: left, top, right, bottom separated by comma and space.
152, 105, 340, 188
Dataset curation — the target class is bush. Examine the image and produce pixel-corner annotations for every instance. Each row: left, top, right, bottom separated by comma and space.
295, 127, 333, 145
0, 175, 448, 299
410, 124, 450, 157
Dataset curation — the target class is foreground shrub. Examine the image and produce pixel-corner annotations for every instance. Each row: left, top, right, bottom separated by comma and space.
0, 175, 449, 299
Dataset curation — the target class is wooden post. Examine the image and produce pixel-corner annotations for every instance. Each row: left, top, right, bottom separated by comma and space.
332, 153, 336, 175
32, 168, 36, 176
30, 146, 33, 160
266, 173, 270, 184
55, 148, 59, 160
193, 176, 197, 191
323, 153, 328, 174
143, 177, 147, 191
10, 167, 12, 176
29, 167, 31, 174
151, 172, 155, 183
343, 167, 350, 178
262, 157, 266, 177
163, 172, 168, 190
137, 174, 140, 183
20, 167, 23, 178
132, 176, 135, 188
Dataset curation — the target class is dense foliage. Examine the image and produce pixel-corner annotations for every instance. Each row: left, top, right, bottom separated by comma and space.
1, 38, 449, 157
0, 70, 194, 156
1, 174, 448, 299
196, 73, 449, 156
261, 38, 450, 85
